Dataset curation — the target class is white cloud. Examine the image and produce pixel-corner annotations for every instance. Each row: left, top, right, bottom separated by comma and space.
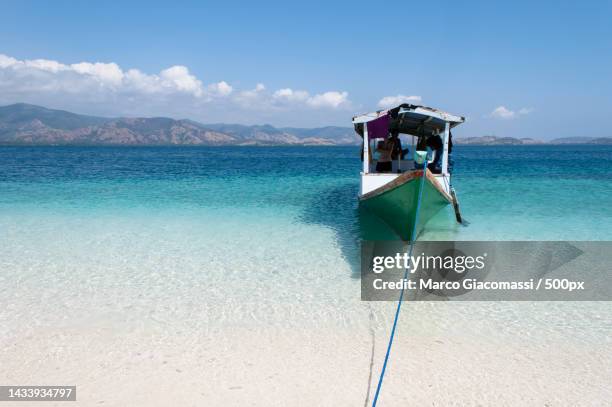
123, 69, 159, 93
490, 106, 532, 120
306, 91, 349, 108
71, 62, 124, 86
273, 88, 309, 102
0, 54, 18, 68
491, 106, 515, 119
270, 88, 348, 109
0, 54, 206, 97
207, 80, 232, 97
1, 54, 71, 73
25, 58, 67, 73
272, 88, 350, 109
377, 94, 422, 108
235, 83, 268, 106
159, 65, 203, 96
0, 53, 353, 122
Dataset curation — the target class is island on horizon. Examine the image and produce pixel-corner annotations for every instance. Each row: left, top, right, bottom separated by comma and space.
1, 103, 610, 146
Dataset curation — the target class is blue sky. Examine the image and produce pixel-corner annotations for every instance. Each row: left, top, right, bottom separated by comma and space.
1, 0, 610, 138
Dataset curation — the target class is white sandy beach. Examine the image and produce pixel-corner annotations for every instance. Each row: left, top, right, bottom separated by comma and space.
2, 301, 610, 406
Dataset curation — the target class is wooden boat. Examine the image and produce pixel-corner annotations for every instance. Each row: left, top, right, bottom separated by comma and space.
353, 104, 465, 241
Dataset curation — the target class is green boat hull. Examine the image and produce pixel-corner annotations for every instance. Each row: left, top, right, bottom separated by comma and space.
359, 171, 451, 241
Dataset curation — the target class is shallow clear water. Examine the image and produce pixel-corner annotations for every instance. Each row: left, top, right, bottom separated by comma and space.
423, 145, 612, 240
0, 145, 611, 333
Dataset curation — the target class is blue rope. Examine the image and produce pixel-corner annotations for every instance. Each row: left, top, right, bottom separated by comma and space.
371, 161, 428, 407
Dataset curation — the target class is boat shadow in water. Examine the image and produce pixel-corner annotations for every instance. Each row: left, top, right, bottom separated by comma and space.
298, 182, 399, 278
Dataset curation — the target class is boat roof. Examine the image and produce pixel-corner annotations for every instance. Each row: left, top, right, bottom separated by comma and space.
353, 103, 465, 139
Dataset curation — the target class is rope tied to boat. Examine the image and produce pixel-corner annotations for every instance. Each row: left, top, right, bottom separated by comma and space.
371, 159, 429, 407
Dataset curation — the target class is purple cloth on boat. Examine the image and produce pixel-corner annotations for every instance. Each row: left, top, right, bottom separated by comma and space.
366, 114, 390, 139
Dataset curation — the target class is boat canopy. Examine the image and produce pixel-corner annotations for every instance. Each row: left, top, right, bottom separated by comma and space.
353, 104, 464, 140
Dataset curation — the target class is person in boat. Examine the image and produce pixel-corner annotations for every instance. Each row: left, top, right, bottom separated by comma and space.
426, 134, 443, 174
375, 139, 393, 172
388, 131, 408, 161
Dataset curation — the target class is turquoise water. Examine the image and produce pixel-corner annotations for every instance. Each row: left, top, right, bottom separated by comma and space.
0, 145, 610, 336
2, 145, 611, 241
423, 145, 612, 240
1, 146, 610, 311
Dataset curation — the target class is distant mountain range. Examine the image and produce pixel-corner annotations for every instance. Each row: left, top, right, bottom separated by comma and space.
1, 104, 610, 146
0, 104, 359, 146
548, 136, 612, 144
453, 135, 612, 145
453, 136, 544, 145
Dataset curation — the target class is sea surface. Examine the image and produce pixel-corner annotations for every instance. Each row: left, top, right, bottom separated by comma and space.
2, 145, 611, 240
1, 145, 611, 327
